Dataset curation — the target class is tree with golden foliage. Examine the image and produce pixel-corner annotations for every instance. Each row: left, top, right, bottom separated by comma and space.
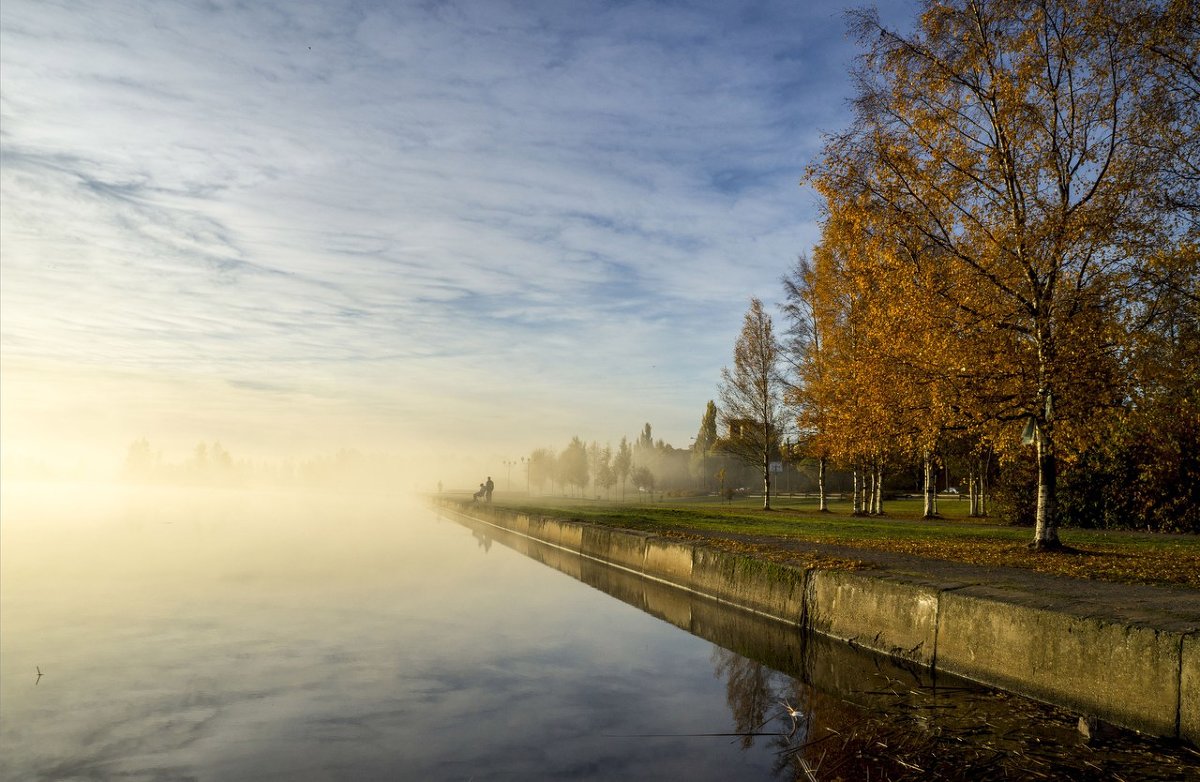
808, 0, 1192, 548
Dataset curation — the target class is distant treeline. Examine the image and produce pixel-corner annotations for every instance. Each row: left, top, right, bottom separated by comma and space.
524, 423, 866, 500
121, 437, 410, 490
527, 420, 999, 505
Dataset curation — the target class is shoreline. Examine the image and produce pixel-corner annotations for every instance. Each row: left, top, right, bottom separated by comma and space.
437, 497, 1200, 745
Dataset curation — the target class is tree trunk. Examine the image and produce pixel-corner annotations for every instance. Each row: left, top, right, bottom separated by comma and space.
967, 468, 978, 516
873, 459, 885, 515
1033, 423, 1060, 549
817, 456, 828, 512
852, 467, 863, 515
978, 460, 988, 517
1032, 333, 1061, 549
762, 452, 771, 510
864, 463, 874, 514
922, 452, 936, 518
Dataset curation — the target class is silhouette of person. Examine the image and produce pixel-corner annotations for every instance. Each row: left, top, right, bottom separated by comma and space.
474, 482, 486, 501
485, 476, 494, 502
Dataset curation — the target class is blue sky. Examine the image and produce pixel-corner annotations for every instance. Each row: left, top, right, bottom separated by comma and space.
0, 0, 915, 481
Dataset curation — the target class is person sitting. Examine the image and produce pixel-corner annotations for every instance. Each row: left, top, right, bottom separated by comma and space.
473, 483, 486, 501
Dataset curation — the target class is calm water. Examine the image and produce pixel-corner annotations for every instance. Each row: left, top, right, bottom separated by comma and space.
1, 486, 1195, 781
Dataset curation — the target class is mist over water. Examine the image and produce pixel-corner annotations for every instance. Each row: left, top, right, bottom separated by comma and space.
0, 484, 788, 780
3, 483, 1196, 780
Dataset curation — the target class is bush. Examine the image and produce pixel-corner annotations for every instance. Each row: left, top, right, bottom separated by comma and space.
990, 459, 1037, 527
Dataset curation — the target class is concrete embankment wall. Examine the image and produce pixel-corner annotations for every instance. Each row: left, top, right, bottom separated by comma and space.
441, 500, 1199, 743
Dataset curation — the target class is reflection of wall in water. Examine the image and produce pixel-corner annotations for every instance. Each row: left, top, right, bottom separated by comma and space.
460, 513, 941, 708
454, 510, 1200, 781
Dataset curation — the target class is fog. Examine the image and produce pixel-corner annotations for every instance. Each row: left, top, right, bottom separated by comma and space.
1, 357, 698, 493
0, 483, 799, 780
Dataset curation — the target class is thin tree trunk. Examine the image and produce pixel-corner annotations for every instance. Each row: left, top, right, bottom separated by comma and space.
978, 453, 988, 517
763, 451, 771, 510
967, 468, 978, 517
922, 452, 935, 518
873, 459, 884, 515
852, 467, 862, 515
817, 456, 828, 512
866, 458, 874, 514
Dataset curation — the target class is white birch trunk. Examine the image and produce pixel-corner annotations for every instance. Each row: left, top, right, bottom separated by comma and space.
762, 448, 771, 511
922, 452, 935, 518
1032, 333, 1060, 549
873, 460, 884, 515
1033, 425, 1059, 547
864, 463, 874, 514
817, 456, 828, 512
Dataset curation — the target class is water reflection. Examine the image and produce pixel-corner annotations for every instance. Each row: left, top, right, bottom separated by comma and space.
1, 485, 814, 780
712, 650, 777, 749
455, 507, 1200, 781
3, 485, 1194, 781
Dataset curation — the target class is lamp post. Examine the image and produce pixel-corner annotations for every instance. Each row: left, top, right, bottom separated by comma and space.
521, 456, 529, 494
503, 459, 515, 490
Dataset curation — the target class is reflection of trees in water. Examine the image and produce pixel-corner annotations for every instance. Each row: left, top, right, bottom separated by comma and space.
710, 644, 1196, 781
711, 646, 821, 779
710, 646, 805, 758
711, 646, 774, 748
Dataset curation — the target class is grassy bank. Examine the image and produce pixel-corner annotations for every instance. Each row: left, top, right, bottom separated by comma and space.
464, 493, 1200, 588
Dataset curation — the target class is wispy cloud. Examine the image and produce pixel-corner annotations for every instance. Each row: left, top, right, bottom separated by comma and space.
1, 0, 916, 467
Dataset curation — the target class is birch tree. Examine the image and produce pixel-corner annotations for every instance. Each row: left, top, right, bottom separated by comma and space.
810, 0, 1178, 549
781, 256, 832, 511
718, 298, 786, 510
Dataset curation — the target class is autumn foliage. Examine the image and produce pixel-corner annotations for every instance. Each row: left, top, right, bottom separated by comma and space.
796, 0, 1199, 540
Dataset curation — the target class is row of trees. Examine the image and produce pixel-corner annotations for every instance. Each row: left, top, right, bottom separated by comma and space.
523, 413, 880, 502
525, 425, 694, 499
720, 0, 1198, 541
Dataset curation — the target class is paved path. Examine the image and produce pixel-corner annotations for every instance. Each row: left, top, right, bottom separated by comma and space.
682, 529, 1200, 631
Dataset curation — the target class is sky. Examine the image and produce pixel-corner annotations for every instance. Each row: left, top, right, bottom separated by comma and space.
0, 0, 916, 485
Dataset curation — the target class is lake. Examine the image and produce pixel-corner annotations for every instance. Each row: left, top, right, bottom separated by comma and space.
1, 485, 1193, 781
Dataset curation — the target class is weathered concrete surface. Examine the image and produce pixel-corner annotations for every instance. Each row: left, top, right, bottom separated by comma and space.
510, 512, 531, 536
557, 519, 584, 550
580, 525, 648, 572
690, 546, 806, 624
806, 569, 944, 667
438, 499, 1200, 743
643, 538, 695, 585
936, 586, 1186, 737
1181, 632, 1200, 742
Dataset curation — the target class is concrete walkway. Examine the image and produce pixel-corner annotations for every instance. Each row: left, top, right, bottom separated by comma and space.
688, 530, 1200, 631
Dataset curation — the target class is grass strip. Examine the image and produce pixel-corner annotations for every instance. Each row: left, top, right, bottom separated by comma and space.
473, 494, 1200, 589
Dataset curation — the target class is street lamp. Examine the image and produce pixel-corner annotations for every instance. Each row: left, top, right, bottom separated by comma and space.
502, 459, 515, 490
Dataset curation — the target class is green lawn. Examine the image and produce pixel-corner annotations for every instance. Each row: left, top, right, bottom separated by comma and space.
470, 493, 1200, 588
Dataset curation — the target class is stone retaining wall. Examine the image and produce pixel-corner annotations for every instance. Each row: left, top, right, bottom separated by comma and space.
440, 500, 1199, 743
